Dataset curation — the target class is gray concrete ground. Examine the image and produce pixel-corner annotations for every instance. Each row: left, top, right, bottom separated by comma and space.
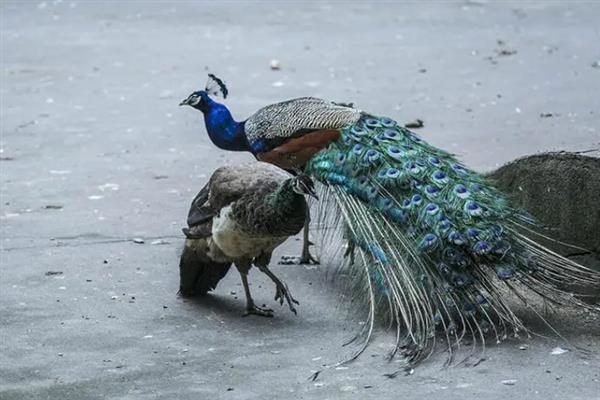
1, 1, 599, 399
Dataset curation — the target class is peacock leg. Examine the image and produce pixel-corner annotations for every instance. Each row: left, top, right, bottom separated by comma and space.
280, 211, 319, 265
235, 262, 273, 318
300, 215, 319, 264
256, 264, 299, 315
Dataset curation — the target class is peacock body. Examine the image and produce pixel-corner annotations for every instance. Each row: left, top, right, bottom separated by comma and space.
181, 76, 599, 363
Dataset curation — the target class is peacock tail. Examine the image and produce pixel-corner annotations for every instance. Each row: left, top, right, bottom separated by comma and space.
305, 114, 599, 364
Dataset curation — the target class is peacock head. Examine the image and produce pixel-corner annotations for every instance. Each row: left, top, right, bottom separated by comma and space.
179, 74, 228, 113
179, 90, 211, 111
291, 174, 319, 200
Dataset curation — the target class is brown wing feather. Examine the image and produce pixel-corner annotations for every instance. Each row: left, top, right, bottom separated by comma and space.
257, 129, 341, 170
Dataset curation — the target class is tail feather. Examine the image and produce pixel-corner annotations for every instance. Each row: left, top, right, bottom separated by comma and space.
306, 114, 600, 364
179, 239, 232, 296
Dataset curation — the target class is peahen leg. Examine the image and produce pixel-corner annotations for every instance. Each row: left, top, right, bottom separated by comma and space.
255, 263, 299, 315
235, 262, 273, 318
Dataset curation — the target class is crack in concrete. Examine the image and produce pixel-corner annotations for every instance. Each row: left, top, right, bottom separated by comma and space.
0, 235, 182, 252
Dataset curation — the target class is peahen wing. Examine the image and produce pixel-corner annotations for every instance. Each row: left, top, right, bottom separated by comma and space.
186, 162, 291, 231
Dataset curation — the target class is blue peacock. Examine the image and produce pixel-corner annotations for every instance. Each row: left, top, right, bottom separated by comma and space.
180, 74, 599, 363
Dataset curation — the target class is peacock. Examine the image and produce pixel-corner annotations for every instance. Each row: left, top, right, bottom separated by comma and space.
179, 162, 317, 317
180, 74, 599, 363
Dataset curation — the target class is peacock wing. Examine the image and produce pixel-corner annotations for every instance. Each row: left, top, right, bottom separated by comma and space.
244, 97, 362, 154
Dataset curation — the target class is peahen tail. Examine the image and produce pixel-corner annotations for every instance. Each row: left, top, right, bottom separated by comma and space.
305, 114, 599, 364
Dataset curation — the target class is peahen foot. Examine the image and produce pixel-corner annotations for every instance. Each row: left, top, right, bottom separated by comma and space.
274, 281, 300, 315
236, 262, 274, 317
243, 303, 274, 318
257, 264, 300, 315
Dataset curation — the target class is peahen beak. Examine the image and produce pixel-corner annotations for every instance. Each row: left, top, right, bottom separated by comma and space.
306, 188, 319, 201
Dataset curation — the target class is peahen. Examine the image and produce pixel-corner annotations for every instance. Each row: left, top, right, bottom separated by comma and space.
179, 162, 317, 317
181, 75, 600, 362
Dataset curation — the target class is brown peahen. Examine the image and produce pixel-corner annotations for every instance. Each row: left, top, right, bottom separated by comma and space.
179, 162, 317, 317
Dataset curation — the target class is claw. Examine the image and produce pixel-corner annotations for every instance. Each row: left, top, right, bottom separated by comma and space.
274, 283, 299, 314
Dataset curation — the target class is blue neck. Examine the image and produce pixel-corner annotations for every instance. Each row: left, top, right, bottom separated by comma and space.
202, 99, 249, 152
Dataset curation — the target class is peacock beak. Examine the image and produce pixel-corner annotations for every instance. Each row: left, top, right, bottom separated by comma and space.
179, 98, 190, 106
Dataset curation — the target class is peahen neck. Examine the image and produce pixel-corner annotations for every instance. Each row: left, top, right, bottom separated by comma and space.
267, 180, 307, 215
202, 99, 249, 152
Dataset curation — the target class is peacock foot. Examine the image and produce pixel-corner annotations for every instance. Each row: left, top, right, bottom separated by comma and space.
243, 303, 274, 318
274, 282, 299, 315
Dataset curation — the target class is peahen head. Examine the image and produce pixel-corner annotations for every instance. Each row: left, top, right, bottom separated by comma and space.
291, 174, 319, 200
179, 73, 229, 113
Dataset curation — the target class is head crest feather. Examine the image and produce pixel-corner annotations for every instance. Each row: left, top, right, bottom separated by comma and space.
205, 74, 228, 99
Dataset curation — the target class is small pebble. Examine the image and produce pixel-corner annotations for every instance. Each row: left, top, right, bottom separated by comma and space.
501, 379, 517, 385
132, 238, 144, 244
405, 119, 424, 129
551, 346, 569, 355
270, 59, 281, 70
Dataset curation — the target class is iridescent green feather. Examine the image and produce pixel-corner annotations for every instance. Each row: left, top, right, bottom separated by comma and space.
306, 114, 598, 363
